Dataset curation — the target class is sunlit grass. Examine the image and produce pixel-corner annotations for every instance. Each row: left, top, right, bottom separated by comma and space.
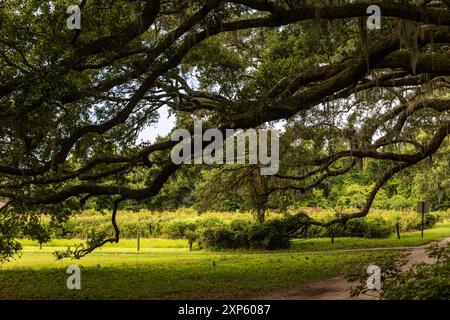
0, 248, 396, 299
20, 238, 190, 249
292, 222, 450, 251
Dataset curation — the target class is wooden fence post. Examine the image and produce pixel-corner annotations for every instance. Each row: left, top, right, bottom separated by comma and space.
331, 227, 334, 244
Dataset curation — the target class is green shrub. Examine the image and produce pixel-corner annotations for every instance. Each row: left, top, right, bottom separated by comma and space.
246, 220, 292, 249
321, 218, 392, 239
34, 208, 444, 242
198, 213, 311, 250
362, 217, 393, 238
341, 219, 369, 238
349, 242, 450, 300
198, 225, 235, 249
424, 213, 439, 229
162, 220, 197, 239
383, 243, 450, 299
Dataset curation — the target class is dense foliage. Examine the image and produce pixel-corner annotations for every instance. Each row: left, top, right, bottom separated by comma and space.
349, 242, 450, 300
17, 209, 444, 252
0, 0, 449, 259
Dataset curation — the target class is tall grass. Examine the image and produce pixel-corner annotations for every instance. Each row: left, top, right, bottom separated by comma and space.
37, 207, 449, 240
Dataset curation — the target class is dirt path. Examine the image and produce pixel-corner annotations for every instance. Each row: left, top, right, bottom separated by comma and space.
253, 237, 450, 300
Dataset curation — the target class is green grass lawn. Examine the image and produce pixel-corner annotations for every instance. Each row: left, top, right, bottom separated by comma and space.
20, 237, 190, 249
1, 222, 448, 299
0, 248, 394, 300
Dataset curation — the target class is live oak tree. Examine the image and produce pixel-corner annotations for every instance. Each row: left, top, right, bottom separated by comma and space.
194, 164, 273, 222
0, 0, 449, 260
